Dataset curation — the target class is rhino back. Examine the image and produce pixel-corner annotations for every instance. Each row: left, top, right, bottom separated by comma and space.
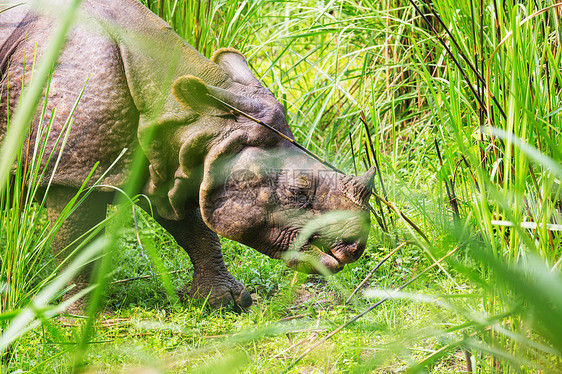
1, 1, 141, 189
0, 2, 28, 57
83, 0, 230, 114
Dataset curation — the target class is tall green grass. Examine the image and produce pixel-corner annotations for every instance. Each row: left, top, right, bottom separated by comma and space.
237, 0, 562, 371
1, 0, 560, 372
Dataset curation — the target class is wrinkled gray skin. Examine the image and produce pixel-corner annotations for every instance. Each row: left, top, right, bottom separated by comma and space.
0, 0, 373, 310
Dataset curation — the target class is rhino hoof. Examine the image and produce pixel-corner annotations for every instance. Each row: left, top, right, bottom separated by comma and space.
207, 288, 252, 312
191, 275, 252, 311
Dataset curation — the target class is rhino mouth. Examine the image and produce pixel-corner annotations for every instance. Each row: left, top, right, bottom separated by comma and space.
284, 234, 365, 274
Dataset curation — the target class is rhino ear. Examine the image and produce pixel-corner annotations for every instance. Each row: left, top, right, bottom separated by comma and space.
173, 74, 267, 117
172, 75, 231, 116
212, 48, 261, 86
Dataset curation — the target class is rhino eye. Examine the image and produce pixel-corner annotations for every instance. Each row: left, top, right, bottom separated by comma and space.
294, 175, 311, 190
288, 174, 311, 194
274, 170, 314, 207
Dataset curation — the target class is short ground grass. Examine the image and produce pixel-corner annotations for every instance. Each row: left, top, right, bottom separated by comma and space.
8, 203, 473, 373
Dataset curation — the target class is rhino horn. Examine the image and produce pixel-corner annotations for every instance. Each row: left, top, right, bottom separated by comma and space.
212, 48, 261, 87
342, 165, 376, 207
359, 164, 376, 193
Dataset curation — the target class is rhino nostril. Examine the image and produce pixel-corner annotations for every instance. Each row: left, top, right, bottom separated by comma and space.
352, 242, 366, 260
332, 240, 365, 263
306, 233, 365, 264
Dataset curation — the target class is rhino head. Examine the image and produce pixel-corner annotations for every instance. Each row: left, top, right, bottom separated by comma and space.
202, 155, 374, 273
147, 49, 373, 274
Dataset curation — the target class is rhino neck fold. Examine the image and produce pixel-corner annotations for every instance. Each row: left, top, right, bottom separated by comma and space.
144, 114, 253, 222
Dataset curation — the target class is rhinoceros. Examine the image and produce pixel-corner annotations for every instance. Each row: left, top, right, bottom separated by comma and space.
0, 0, 373, 309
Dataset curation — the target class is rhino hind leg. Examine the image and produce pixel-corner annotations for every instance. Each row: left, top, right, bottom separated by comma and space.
46, 187, 111, 315
154, 209, 252, 310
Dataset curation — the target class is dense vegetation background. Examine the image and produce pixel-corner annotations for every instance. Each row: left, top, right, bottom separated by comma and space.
1, 0, 561, 372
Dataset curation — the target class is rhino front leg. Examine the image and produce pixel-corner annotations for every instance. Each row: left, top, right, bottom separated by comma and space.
155, 209, 252, 310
